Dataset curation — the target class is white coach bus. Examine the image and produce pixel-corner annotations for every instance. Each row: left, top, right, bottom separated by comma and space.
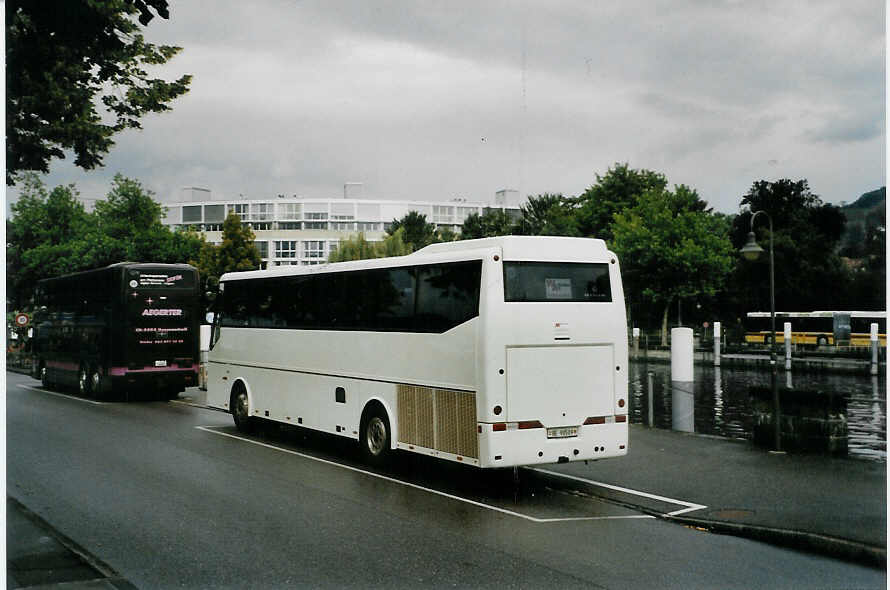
205, 236, 628, 468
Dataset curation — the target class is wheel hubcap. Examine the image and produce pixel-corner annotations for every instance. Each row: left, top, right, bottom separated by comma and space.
235, 392, 248, 420
366, 417, 386, 456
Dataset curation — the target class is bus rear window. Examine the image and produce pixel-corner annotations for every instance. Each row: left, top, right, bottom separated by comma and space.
128, 269, 196, 290
504, 262, 611, 302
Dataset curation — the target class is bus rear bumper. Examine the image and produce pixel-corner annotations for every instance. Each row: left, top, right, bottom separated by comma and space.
477, 422, 628, 468
108, 367, 199, 396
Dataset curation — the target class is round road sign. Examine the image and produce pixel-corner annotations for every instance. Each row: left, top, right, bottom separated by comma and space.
14, 313, 30, 328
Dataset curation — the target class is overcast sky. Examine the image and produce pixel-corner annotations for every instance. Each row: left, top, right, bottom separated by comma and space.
13, 0, 887, 213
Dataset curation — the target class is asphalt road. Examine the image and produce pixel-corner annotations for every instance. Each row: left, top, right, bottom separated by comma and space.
6, 371, 885, 589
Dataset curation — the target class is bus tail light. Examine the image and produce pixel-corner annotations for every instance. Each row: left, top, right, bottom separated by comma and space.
518, 420, 544, 430
615, 415, 627, 423
584, 416, 606, 425
492, 423, 507, 432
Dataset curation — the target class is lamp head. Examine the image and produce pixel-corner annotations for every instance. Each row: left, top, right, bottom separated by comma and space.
739, 231, 765, 261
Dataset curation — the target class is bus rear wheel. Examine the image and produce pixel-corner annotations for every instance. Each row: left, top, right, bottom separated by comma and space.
360, 405, 391, 466
231, 387, 256, 434
78, 366, 91, 396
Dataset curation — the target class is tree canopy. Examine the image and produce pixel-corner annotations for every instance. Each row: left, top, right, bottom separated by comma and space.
6, 173, 206, 308
574, 163, 668, 240
729, 179, 850, 313
388, 211, 436, 251
612, 185, 735, 344
6, 0, 191, 184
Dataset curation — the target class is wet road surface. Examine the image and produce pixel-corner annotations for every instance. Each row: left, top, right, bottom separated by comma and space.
6, 372, 885, 589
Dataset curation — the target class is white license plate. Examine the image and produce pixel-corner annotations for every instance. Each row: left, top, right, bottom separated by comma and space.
547, 426, 578, 439
155, 360, 168, 367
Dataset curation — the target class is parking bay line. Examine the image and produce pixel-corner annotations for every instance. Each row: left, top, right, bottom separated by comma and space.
17, 384, 106, 406
196, 425, 656, 524
531, 468, 708, 517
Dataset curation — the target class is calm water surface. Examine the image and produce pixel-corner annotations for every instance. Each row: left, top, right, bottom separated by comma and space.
628, 363, 887, 462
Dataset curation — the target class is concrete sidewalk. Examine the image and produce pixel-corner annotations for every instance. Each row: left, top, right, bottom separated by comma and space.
7, 497, 135, 589
540, 424, 886, 566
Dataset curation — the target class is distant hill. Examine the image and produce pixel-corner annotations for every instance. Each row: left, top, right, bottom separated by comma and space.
839, 187, 885, 255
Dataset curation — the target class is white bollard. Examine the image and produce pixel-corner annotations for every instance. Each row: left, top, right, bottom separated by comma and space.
784, 322, 792, 371
671, 327, 694, 433
633, 327, 640, 358
713, 321, 721, 367
871, 323, 879, 376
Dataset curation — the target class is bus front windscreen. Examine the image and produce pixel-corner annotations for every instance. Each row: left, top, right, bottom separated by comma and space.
504, 261, 611, 302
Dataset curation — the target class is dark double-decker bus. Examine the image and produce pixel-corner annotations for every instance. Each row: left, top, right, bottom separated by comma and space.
32, 263, 201, 400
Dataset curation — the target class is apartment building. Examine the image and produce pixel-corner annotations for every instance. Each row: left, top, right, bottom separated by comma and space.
162, 187, 523, 268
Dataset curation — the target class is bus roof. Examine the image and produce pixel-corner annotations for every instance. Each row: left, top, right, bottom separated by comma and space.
38, 262, 197, 285
220, 236, 614, 283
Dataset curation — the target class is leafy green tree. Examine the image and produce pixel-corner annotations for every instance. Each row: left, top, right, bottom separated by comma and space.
612, 185, 735, 345
328, 233, 379, 262
515, 193, 580, 236
327, 228, 412, 262
215, 213, 262, 274
730, 179, 849, 313
575, 163, 668, 240
459, 209, 515, 239
377, 227, 412, 258
6, 0, 191, 183
389, 211, 436, 251
435, 226, 458, 243
6, 173, 90, 307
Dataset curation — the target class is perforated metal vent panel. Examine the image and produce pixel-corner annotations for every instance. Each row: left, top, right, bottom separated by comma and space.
397, 385, 478, 459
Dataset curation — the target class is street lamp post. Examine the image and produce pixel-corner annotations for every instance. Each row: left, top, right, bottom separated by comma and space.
740, 210, 782, 451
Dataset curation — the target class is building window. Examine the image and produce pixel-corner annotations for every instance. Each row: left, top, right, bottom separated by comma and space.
255, 241, 269, 259
278, 203, 301, 220
275, 241, 299, 258
252, 203, 273, 221
305, 212, 328, 220
251, 222, 272, 231
204, 223, 223, 232
278, 222, 301, 230
303, 240, 325, 259
303, 222, 327, 230
433, 205, 454, 223
204, 204, 226, 223
331, 222, 355, 231
182, 205, 202, 223
356, 222, 382, 232
228, 203, 249, 219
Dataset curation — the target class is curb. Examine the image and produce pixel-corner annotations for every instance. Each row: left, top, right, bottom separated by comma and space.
8, 496, 138, 590
522, 467, 886, 569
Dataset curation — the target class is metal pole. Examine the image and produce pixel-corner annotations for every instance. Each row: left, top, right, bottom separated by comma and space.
871, 323, 879, 376
647, 371, 654, 428
752, 210, 781, 452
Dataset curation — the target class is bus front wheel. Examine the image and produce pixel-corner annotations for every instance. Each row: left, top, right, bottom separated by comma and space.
231, 386, 256, 434
360, 405, 391, 466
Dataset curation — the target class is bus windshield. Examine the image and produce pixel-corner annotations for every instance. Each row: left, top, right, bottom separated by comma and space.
503, 261, 611, 302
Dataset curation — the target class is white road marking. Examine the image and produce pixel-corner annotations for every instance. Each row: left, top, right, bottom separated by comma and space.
196, 426, 656, 524
531, 468, 707, 517
16, 384, 106, 406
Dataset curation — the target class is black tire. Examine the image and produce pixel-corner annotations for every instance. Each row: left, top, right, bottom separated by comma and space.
817, 336, 828, 347
39, 363, 50, 389
764, 334, 772, 346
89, 368, 103, 399
78, 365, 91, 396
360, 405, 391, 466
231, 386, 256, 434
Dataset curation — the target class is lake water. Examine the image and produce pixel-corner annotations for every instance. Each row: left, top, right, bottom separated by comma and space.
628, 362, 887, 462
